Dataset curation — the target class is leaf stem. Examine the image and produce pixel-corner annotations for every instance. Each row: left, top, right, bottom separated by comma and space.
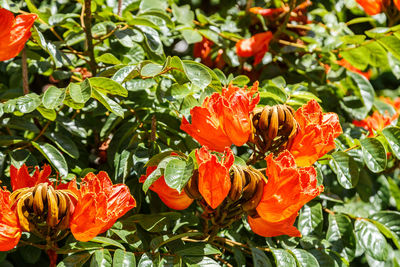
22, 47, 29, 95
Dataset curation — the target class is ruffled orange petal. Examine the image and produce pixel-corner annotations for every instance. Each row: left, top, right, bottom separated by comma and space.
248, 213, 301, 237
196, 147, 234, 209
256, 151, 323, 223
10, 164, 52, 191
355, 0, 384, 15
289, 99, 342, 167
236, 32, 273, 65
0, 189, 21, 251
0, 8, 37, 61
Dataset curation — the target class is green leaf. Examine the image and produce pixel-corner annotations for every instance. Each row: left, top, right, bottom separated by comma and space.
142, 156, 176, 193
43, 86, 65, 109
164, 157, 194, 193
271, 249, 296, 267
92, 89, 124, 117
45, 132, 79, 159
171, 4, 194, 26
97, 53, 122, 65
329, 152, 359, 189
90, 249, 112, 267
32, 142, 68, 178
57, 252, 92, 267
355, 219, 388, 261
388, 178, 400, 210
90, 237, 125, 250
347, 71, 375, 113
289, 249, 319, 267
16, 93, 41, 113
112, 249, 136, 267
382, 126, 400, 159
364, 42, 389, 67
340, 46, 369, 70
89, 77, 128, 97
112, 65, 140, 84
252, 248, 273, 267
182, 61, 212, 89
137, 253, 153, 267
360, 138, 387, 173
326, 214, 356, 261
140, 63, 163, 77
176, 243, 220, 256
37, 106, 57, 121
298, 202, 323, 236
181, 29, 203, 44
369, 211, 400, 249
388, 52, 400, 79
68, 81, 92, 104
378, 35, 400, 60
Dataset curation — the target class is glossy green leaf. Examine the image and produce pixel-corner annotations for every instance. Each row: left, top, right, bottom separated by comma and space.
298, 202, 323, 236
68, 81, 92, 104
112, 249, 136, 267
329, 152, 359, 189
43, 86, 65, 109
382, 126, 400, 159
252, 248, 273, 267
32, 142, 68, 178
355, 219, 388, 261
89, 77, 128, 97
44, 131, 79, 159
16, 93, 41, 113
289, 249, 319, 267
271, 249, 296, 267
97, 53, 122, 65
92, 89, 124, 117
164, 157, 194, 193
348, 71, 375, 113
326, 214, 356, 261
360, 138, 387, 173
182, 61, 212, 89
90, 249, 112, 267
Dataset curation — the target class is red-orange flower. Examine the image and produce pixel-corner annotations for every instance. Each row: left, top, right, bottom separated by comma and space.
10, 164, 52, 191
0, 188, 21, 251
181, 82, 259, 152
196, 146, 234, 209
288, 99, 342, 167
249, 151, 323, 237
353, 111, 398, 137
381, 96, 400, 112
355, 0, 386, 15
0, 8, 37, 61
337, 58, 372, 80
249, 7, 285, 16
139, 165, 193, 210
395, 0, 400, 10
193, 37, 225, 69
69, 172, 136, 242
236, 32, 273, 65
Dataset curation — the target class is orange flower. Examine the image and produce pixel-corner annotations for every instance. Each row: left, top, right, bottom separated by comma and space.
236, 32, 273, 65
0, 8, 37, 61
193, 37, 225, 69
10, 164, 52, 191
250, 151, 323, 237
289, 99, 342, 167
353, 111, 398, 137
381, 96, 400, 112
0, 188, 21, 251
249, 7, 285, 16
337, 58, 372, 80
355, 0, 386, 15
395, 0, 400, 10
196, 146, 234, 209
181, 82, 259, 152
69, 172, 136, 242
139, 165, 193, 210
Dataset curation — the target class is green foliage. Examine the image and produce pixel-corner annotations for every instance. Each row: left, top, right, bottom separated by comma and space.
1, 0, 400, 266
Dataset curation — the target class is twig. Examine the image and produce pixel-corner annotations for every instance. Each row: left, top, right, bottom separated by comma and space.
273, 0, 298, 41
118, 0, 123, 16
343, 145, 360, 153
22, 47, 29, 95
82, 0, 97, 75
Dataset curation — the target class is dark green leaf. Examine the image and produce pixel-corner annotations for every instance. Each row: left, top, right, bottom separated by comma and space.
90, 249, 112, 267
32, 142, 68, 178
113, 249, 136, 267
360, 138, 387, 173
43, 86, 65, 109
355, 219, 388, 261
329, 152, 359, 189
164, 157, 194, 193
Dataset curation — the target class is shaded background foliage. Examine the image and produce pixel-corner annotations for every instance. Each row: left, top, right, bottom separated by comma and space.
1, 0, 400, 266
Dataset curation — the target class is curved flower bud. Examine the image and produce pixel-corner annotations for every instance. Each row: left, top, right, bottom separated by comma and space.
181, 82, 259, 152
0, 188, 21, 251
70, 172, 136, 242
196, 146, 234, 209
236, 32, 273, 65
0, 8, 37, 61
289, 99, 342, 167
353, 111, 398, 137
10, 164, 52, 191
251, 151, 323, 237
139, 165, 194, 210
